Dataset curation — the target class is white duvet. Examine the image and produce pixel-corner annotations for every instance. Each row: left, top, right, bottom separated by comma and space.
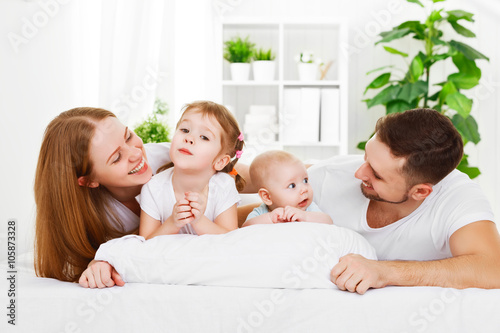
95, 223, 377, 288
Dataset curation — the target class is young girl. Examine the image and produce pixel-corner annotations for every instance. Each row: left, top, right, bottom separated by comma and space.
139, 101, 245, 239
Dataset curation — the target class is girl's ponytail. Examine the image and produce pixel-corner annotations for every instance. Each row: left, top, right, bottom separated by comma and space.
221, 132, 246, 191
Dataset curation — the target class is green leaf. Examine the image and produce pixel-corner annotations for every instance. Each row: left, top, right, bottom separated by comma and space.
452, 53, 481, 77
452, 114, 480, 144
398, 21, 426, 40
428, 9, 443, 23
397, 81, 428, 103
383, 46, 408, 57
406, 0, 424, 7
376, 28, 411, 44
449, 21, 476, 38
446, 10, 474, 22
446, 92, 472, 118
449, 40, 489, 61
407, 55, 424, 82
438, 81, 458, 106
366, 65, 394, 75
457, 154, 480, 179
364, 73, 391, 94
432, 0, 446, 3
386, 100, 412, 114
447, 73, 479, 90
366, 85, 401, 108
357, 141, 367, 151
428, 90, 440, 101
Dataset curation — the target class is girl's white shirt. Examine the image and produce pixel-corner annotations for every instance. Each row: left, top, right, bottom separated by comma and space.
139, 167, 240, 235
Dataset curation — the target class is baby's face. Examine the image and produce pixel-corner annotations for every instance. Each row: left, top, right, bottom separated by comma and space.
266, 160, 313, 211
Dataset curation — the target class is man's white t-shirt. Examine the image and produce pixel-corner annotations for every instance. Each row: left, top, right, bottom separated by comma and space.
107, 142, 171, 233
140, 168, 240, 235
308, 155, 495, 261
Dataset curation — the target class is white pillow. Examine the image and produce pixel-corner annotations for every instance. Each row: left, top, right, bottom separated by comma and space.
95, 223, 377, 289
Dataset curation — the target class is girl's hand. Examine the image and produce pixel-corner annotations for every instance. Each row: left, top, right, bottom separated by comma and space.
172, 198, 195, 228
79, 260, 124, 288
185, 191, 207, 224
283, 206, 305, 222
270, 207, 286, 223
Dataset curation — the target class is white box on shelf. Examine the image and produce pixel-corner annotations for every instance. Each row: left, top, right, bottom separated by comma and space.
320, 88, 340, 144
282, 88, 302, 144
244, 105, 278, 144
299, 88, 320, 143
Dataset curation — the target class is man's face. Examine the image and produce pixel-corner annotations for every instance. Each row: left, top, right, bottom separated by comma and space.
354, 134, 410, 204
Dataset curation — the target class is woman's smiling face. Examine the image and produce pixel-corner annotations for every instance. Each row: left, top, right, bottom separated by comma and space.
87, 117, 153, 191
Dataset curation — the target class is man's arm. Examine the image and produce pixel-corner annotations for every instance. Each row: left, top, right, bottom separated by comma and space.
330, 220, 500, 294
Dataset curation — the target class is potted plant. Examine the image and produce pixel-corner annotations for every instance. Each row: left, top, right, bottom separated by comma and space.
361, 0, 488, 178
295, 50, 322, 81
223, 36, 255, 81
134, 98, 171, 143
252, 48, 276, 81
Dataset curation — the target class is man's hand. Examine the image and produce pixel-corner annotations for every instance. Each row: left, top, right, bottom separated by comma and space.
79, 260, 125, 288
330, 254, 388, 295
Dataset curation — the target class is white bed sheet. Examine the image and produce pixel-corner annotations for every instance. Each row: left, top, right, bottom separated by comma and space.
2, 257, 500, 333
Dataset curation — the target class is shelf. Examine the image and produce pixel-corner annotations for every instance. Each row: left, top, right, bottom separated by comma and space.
245, 141, 341, 147
222, 80, 280, 86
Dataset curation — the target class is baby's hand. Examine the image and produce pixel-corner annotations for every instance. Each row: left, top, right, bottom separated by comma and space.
270, 207, 287, 223
184, 191, 207, 224
283, 206, 306, 222
172, 198, 194, 228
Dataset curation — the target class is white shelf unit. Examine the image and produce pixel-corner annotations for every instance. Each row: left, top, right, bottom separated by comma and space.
217, 18, 348, 163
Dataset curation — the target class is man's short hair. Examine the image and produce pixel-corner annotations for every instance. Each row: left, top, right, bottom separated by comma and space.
375, 108, 464, 186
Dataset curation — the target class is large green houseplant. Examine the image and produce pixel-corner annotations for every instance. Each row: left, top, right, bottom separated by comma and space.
361, 0, 488, 178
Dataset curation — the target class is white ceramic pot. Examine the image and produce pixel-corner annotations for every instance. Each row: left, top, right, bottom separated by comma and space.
230, 63, 251, 81
297, 62, 318, 81
252, 61, 276, 81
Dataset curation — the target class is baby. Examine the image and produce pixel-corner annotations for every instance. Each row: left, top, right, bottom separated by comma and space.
242, 150, 333, 227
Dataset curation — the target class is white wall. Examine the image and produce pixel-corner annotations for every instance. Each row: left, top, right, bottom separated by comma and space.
209, 0, 500, 219
1, 0, 499, 257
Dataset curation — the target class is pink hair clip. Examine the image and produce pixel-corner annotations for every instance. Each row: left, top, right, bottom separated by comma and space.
236, 150, 243, 158
238, 132, 244, 141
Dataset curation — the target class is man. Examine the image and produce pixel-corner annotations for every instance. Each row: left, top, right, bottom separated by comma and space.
308, 108, 500, 294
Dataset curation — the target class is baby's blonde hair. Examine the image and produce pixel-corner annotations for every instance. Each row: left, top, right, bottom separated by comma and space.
249, 150, 301, 189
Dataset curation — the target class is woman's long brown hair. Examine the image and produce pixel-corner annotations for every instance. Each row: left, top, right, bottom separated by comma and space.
34, 107, 126, 282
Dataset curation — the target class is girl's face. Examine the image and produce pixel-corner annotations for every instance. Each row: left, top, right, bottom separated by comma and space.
170, 110, 228, 172
87, 117, 152, 190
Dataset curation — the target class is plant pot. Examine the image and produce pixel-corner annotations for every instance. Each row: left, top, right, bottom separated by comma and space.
230, 63, 251, 81
252, 61, 276, 81
297, 62, 318, 81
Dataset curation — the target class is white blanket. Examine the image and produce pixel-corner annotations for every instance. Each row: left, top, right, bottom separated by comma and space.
95, 223, 377, 288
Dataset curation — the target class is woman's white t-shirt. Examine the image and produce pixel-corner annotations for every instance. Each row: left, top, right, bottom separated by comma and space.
107, 142, 171, 233
308, 155, 495, 261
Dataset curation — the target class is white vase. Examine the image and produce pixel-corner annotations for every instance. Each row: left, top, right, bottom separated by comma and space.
252, 61, 276, 81
297, 62, 318, 81
230, 63, 251, 81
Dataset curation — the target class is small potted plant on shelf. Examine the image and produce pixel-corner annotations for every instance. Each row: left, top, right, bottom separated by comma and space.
223, 36, 255, 81
252, 47, 276, 81
134, 98, 171, 143
295, 50, 322, 81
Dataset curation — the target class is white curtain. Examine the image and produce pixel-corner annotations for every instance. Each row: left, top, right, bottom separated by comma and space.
97, 0, 166, 126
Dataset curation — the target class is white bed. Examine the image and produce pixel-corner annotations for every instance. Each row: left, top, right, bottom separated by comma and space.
2, 255, 500, 333
2, 225, 500, 333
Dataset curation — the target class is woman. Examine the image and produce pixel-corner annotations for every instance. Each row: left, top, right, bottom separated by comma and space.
34, 107, 256, 288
